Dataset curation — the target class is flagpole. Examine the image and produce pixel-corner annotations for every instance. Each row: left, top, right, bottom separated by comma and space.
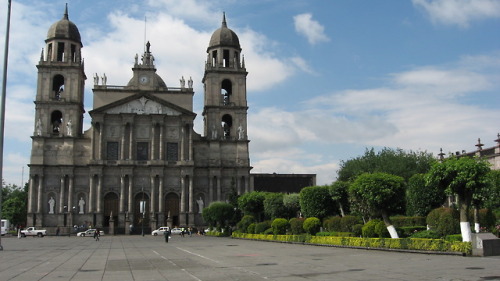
0, 0, 13, 251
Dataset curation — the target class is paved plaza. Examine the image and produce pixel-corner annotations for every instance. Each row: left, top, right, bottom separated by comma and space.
0, 234, 499, 280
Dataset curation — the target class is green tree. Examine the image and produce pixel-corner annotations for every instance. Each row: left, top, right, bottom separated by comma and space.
263, 193, 288, 220
202, 201, 234, 230
329, 181, 349, 216
337, 147, 435, 182
238, 191, 268, 221
299, 186, 335, 219
426, 156, 490, 242
283, 193, 300, 218
1, 183, 27, 227
349, 172, 406, 238
483, 170, 500, 210
406, 174, 446, 216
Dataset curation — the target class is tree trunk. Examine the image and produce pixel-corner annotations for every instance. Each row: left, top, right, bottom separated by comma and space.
381, 211, 398, 239
459, 195, 472, 242
338, 202, 345, 217
473, 207, 480, 233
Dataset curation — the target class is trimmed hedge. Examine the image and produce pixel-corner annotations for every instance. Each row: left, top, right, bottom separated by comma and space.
232, 232, 471, 255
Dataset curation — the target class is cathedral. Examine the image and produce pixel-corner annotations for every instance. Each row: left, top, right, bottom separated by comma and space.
27, 5, 252, 234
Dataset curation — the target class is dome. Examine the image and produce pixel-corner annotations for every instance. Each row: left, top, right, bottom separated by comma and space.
46, 5, 81, 45
208, 13, 241, 50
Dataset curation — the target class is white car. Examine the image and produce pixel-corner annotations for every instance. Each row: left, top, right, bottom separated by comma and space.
171, 228, 183, 234
77, 229, 104, 237
151, 227, 170, 236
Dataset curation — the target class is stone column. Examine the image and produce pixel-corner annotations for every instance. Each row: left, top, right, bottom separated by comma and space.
121, 124, 126, 160
129, 124, 134, 160
98, 123, 103, 160
91, 123, 96, 160
244, 176, 249, 193
28, 175, 34, 213
97, 174, 103, 213
216, 176, 221, 201
37, 175, 44, 213
180, 176, 186, 213
59, 176, 65, 213
68, 176, 74, 212
209, 175, 214, 204
120, 175, 125, 213
188, 176, 194, 213
180, 126, 185, 161
89, 175, 94, 212
188, 125, 193, 161
158, 176, 164, 215
159, 125, 164, 160
150, 176, 156, 213
128, 175, 133, 213
151, 123, 156, 160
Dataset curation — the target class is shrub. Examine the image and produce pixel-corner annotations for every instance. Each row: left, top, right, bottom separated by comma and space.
479, 209, 496, 230
409, 230, 440, 239
263, 228, 274, 235
255, 221, 271, 234
352, 224, 363, 237
247, 223, 256, 234
445, 234, 463, 242
340, 215, 362, 232
426, 207, 460, 237
289, 218, 305, 234
237, 215, 255, 233
390, 216, 426, 227
375, 221, 390, 238
323, 216, 341, 232
303, 217, 321, 235
362, 219, 381, 238
271, 218, 289, 235
399, 226, 427, 238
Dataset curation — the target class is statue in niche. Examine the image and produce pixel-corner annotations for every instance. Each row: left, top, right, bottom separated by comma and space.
48, 197, 55, 214
211, 125, 217, 139
66, 119, 72, 136
78, 197, 85, 214
36, 118, 42, 136
238, 125, 244, 140
196, 197, 204, 213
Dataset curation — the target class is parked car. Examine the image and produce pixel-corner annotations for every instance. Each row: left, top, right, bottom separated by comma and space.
77, 229, 104, 237
20, 227, 47, 237
151, 227, 170, 236
171, 228, 183, 235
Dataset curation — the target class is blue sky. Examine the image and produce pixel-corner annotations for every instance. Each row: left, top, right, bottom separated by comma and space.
0, 0, 499, 186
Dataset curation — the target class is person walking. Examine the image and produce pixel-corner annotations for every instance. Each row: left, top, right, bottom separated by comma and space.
94, 229, 100, 241
164, 228, 171, 243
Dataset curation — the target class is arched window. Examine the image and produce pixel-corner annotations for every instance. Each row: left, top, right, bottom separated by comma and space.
222, 114, 232, 138
51, 110, 63, 134
221, 79, 232, 105
52, 75, 64, 100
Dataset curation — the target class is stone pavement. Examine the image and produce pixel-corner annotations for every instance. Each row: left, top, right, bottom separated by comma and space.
0, 234, 499, 281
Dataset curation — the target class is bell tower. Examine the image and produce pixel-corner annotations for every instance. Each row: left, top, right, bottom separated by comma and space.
203, 13, 248, 140
34, 4, 85, 138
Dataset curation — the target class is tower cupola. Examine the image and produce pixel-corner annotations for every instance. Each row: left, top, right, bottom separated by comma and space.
46, 4, 81, 46
208, 13, 241, 51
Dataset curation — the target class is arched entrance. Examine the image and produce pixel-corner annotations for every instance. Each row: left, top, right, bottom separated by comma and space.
103, 192, 119, 227
134, 192, 150, 234
165, 192, 179, 227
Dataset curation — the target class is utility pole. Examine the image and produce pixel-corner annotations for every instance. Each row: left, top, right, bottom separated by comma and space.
0, 0, 13, 251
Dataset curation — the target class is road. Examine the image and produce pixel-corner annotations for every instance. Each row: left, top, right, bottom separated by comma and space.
0, 234, 499, 280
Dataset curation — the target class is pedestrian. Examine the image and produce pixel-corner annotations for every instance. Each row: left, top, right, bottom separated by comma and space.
164, 227, 170, 243
180, 228, 185, 237
56, 227, 60, 236
188, 227, 192, 237
94, 229, 100, 241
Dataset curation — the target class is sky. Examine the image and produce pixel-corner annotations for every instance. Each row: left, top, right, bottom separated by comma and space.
0, 0, 499, 187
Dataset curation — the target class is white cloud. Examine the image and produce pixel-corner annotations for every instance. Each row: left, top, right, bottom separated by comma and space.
413, 0, 500, 27
293, 13, 329, 45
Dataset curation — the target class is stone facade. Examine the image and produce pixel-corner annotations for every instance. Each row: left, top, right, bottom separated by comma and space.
27, 7, 251, 234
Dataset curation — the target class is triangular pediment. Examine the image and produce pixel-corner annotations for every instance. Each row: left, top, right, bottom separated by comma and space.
90, 93, 195, 117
